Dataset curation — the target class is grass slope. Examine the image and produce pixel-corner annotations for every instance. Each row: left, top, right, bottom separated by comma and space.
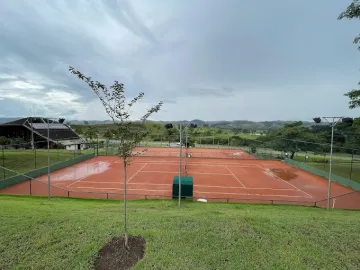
1, 196, 359, 269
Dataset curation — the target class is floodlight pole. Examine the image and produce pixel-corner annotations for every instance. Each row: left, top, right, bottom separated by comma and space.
178, 124, 183, 208
30, 117, 34, 150
174, 123, 190, 208
321, 117, 343, 210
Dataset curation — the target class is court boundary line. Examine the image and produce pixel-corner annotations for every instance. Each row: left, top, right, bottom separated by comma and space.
224, 165, 246, 187
196, 191, 304, 198
66, 176, 90, 188
75, 181, 172, 186
69, 186, 303, 199
126, 163, 148, 183
138, 170, 233, 176
45, 158, 312, 200
256, 164, 313, 198
65, 158, 137, 188
67, 181, 295, 191
71, 186, 170, 193
194, 185, 295, 191
128, 161, 262, 167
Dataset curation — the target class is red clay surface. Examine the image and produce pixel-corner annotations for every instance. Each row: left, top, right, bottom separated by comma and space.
1, 147, 360, 209
137, 147, 258, 159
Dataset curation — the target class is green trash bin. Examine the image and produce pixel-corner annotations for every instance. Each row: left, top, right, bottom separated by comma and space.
172, 176, 193, 198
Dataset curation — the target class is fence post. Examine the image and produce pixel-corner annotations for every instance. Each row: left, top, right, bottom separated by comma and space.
107, 193, 109, 200
2, 147, 5, 179
271, 200, 273, 205
33, 145, 36, 169
350, 150, 354, 180
29, 179, 32, 195
68, 191, 70, 198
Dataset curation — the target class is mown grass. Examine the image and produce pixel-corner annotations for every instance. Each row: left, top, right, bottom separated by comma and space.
0, 149, 94, 180
1, 196, 360, 269
307, 162, 360, 183
294, 152, 357, 163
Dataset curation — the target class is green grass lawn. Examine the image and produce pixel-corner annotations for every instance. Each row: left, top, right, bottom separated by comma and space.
252, 149, 356, 164
293, 152, 357, 163
1, 196, 359, 269
307, 162, 360, 183
0, 149, 94, 180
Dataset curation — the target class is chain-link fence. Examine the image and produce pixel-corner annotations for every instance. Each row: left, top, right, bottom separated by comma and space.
2, 138, 360, 210
1, 174, 359, 210
0, 141, 96, 180
97, 139, 360, 184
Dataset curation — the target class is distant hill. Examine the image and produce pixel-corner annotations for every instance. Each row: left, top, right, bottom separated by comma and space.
0, 117, 315, 131
0, 117, 21, 124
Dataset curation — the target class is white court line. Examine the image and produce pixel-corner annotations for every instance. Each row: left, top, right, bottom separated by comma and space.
138, 170, 233, 176
126, 163, 148, 183
66, 176, 89, 188
131, 161, 261, 168
72, 186, 302, 198
256, 164, 312, 198
224, 165, 245, 187
71, 186, 169, 192
75, 181, 172, 186
65, 181, 295, 191
196, 191, 304, 198
194, 185, 295, 191
64, 162, 100, 188
130, 183, 172, 186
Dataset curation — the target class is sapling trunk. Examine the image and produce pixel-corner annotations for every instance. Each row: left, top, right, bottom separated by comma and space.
123, 160, 129, 249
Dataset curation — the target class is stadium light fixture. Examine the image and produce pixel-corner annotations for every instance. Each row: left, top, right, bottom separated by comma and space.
313, 116, 352, 210
164, 122, 196, 207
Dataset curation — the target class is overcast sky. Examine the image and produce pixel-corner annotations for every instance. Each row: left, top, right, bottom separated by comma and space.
0, 0, 359, 122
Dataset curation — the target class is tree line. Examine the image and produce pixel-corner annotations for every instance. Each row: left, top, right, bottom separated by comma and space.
71, 118, 360, 159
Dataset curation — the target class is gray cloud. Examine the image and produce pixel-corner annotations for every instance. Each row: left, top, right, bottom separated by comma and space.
0, 0, 359, 121
186, 86, 235, 97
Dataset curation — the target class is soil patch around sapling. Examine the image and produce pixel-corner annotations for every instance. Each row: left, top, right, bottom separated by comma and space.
93, 235, 146, 270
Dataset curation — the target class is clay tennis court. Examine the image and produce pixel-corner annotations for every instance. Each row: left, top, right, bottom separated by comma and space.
1, 147, 360, 209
